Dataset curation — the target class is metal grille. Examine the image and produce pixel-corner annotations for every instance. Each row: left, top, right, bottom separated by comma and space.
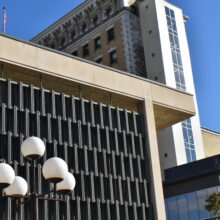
0, 78, 150, 219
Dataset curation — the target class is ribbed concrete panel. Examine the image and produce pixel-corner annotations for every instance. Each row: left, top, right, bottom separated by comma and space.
0, 78, 150, 219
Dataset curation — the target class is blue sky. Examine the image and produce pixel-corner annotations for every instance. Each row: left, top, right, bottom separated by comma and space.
1, 0, 220, 131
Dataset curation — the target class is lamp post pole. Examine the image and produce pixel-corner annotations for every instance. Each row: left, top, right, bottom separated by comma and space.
0, 136, 76, 219
31, 160, 39, 220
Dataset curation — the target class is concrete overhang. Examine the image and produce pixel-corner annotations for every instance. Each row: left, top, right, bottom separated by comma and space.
0, 34, 196, 131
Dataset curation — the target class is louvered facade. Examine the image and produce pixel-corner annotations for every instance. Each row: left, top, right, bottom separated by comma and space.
0, 34, 197, 220
0, 78, 150, 219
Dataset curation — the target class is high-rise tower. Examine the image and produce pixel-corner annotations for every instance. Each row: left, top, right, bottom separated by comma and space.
32, 0, 205, 170
139, 0, 204, 170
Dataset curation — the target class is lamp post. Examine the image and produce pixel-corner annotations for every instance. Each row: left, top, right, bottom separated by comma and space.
0, 136, 76, 220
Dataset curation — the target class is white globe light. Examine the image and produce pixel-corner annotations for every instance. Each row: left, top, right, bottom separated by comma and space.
0, 163, 15, 189
56, 172, 76, 194
4, 176, 28, 196
21, 136, 45, 160
42, 157, 68, 183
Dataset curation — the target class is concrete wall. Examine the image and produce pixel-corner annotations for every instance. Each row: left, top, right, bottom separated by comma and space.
0, 34, 197, 220
139, 0, 204, 170
202, 128, 220, 158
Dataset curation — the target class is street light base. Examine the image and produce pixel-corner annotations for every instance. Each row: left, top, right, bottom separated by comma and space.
47, 178, 63, 183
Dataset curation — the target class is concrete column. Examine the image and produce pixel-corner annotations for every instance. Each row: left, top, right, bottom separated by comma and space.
142, 99, 167, 220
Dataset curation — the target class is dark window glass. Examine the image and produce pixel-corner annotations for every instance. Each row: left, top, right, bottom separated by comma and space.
190, 143, 195, 150
197, 189, 210, 219
187, 193, 200, 220
82, 23, 87, 33
83, 44, 89, 57
71, 30, 75, 38
109, 50, 117, 64
166, 197, 179, 220
177, 53, 182, 66
191, 150, 196, 161
185, 148, 191, 162
107, 28, 115, 42
170, 9, 175, 18
167, 17, 172, 29
94, 36, 101, 50
72, 50, 78, 56
174, 35, 180, 48
165, 6, 170, 16
60, 37, 65, 47
51, 43, 55, 49
93, 15, 98, 25
172, 19, 177, 31
96, 57, 103, 64
188, 130, 194, 144
177, 195, 189, 220
105, 7, 112, 17
182, 127, 188, 143
180, 71, 185, 85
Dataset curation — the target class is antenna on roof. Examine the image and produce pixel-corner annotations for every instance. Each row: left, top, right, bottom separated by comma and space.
2, 7, 7, 34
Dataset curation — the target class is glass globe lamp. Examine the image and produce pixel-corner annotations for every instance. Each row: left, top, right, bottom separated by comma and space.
56, 172, 76, 194
42, 157, 68, 183
4, 176, 28, 196
0, 163, 15, 189
21, 136, 45, 160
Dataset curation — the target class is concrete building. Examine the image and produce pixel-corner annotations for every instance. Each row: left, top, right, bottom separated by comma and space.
202, 127, 220, 158
164, 154, 220, 220
32, 0, 205, 170
32, 0, 146, 77
0, 34, 196, 219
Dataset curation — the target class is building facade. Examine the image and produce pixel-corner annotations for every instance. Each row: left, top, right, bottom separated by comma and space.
202, 127, 220, 158
32, 0, 205, 171
32, 0, 146, 77
164, 154, 220, 220
139, 0, 205, 169
0, 34, 197, 219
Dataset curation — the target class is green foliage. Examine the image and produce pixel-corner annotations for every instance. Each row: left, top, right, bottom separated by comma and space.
205, 192, 220, 217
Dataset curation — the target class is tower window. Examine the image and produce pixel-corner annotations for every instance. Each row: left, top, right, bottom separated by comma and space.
96, 57, 103, 64
50, 43, 55, 49
94, 36, 101, 50
109, 50, 117, 64
107, 28, 115, 42
82, 23, 87, 33
72, 50, 78, 56
93, 15, 98, 25
105, 7, 112, 17
83, 44, 89, 57
60, 37, 65, 47
71, 30, 76, 38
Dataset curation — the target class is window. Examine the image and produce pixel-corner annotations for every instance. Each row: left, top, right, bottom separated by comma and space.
107, 28, 115, 42
93, 15, 98, 25
96, 57, 103, 64
105, 7, 112, 17
72, 50, 78, 56
109, 50, 117, 64
82, 23, 87, 33
60, 37, 65, 47
182, 119, 196, 162
71, 30, 76, 38
165, 187, 220, 220
50, 43, 55, 49
94, 36, 101, 50
83, 44, 89, 57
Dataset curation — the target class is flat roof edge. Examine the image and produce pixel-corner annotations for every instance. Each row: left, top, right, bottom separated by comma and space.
0, 34, 194, 98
